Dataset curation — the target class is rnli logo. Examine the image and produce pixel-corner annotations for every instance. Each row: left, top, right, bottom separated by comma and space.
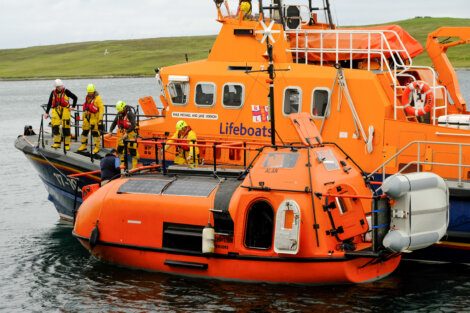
252, 105, 270, 123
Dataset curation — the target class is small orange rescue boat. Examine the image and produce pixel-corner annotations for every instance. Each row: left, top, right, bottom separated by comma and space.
73, 114, 449, 284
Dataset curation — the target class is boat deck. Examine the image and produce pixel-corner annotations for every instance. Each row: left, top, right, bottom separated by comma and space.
15, 133, 106, 172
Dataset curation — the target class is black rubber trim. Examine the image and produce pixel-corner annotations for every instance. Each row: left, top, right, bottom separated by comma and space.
164, 260, 208, 270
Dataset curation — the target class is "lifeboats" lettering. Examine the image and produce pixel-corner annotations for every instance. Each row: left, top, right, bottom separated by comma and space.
219, 122, 272, 137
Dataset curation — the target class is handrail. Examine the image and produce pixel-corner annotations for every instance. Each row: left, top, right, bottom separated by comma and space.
68, 170, 101, 178
286, 29, 413, 81
368, 140, 470, 185
395, 65, 448, 124
39, 102, 165, 164
286, 28, 453, 125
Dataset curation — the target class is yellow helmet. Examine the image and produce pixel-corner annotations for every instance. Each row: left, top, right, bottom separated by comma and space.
87, 83, 96, 93
176, 120, 188, 131
240, 1, 251, 14
116, 100, 126, 113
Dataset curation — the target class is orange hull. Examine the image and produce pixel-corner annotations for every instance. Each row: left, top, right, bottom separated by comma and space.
73, 138, 405, 285
76, 238, 400, 284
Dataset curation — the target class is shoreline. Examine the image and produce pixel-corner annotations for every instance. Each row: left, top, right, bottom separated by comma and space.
0, 74, 154, 82
1, 68, 469, 82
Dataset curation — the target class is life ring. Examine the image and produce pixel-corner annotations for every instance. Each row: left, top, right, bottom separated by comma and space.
401, 81, 434, 116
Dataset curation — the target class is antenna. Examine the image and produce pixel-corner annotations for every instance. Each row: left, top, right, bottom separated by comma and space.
251, 19, 289, 146
324, 0, 334, 29
267, 40, 276, 146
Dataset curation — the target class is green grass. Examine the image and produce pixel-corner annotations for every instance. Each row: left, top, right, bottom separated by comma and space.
389, 17, 470, 67
0, 36, 216, 79
0, 17, 469, 79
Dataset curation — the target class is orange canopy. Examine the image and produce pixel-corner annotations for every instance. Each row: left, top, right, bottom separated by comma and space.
289, 25, 424, 62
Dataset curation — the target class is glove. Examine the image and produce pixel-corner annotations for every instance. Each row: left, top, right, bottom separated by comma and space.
98, 121, 104, 132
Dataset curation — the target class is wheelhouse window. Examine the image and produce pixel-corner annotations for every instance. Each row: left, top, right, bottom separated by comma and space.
245, 201, 274, 250
223, 83, 244, 108
283, 87, 302, 115
167, 75, 189, 105
195, 83, 216, 107
312, 88, 330, 117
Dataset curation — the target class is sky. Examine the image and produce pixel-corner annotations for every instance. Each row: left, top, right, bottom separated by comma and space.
0, 0, 469, 49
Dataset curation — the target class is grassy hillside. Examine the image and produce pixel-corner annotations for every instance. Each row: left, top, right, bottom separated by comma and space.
0, 17, 469, 79
0, 36, 216, 79
389, 17, 470, 67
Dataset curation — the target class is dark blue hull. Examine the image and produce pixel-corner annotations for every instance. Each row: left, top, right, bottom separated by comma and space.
448, 197, 470, 235
17, 136, 100, 220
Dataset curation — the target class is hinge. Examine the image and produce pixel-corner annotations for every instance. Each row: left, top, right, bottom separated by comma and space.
326, 226, 344, 236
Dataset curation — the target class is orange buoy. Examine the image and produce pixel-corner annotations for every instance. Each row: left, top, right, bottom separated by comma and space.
402, 81, 434, 116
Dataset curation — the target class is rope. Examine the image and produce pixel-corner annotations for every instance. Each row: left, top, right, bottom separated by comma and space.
24, 135, 75, 182
336, 66, 374, 154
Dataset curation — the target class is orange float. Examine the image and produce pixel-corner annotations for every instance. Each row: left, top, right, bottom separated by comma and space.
402, 81, 434, 116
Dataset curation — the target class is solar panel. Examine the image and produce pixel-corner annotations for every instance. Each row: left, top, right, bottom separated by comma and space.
163, 177, 219, 197
118, 178, 173, 194
117, 176, 219, 197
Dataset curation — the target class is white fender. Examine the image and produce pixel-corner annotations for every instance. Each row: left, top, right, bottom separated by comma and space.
382, 172, 449, 252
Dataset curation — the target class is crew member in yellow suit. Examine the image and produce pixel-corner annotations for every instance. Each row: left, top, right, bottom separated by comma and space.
77, 84, 104, 154
165, 120, 199, 167
44, 79, 78, 150
109, 101, 139, 169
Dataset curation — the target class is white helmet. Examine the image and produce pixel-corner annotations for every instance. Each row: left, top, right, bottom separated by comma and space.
54, 79, 64, 88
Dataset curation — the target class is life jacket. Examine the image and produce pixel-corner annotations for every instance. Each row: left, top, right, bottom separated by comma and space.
83, 94, 99, 113
52, 89, 69, 108
177, 126, 192, 152
117, 110, 131, 130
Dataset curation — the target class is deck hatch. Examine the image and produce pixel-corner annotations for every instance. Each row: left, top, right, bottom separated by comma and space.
117, 178, 173, 194
162, 177, 219, 197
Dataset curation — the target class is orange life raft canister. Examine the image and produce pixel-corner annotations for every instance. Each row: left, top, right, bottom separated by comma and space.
401, 81, 434, 116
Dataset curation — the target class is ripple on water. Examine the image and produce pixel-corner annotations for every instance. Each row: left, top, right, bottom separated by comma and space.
1, 77, 470, 312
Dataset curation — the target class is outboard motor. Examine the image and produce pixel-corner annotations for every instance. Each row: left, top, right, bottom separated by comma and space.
381, 172, 449, 252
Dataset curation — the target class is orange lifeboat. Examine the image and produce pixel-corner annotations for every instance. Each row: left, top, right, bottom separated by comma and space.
73, 114, 448, 284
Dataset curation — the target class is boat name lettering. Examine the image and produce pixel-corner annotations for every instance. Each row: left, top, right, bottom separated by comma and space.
53, 172, 77, 190
215, 235, 233, 243
219, 122, 272, 137
265, 168, 279, 174
171, 112, 219, 120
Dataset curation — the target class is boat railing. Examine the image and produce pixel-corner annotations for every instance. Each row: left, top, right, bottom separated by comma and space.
394, 65, 448, 124
131, 138, 268, 174
285, 28, 413, 83
286, 29, 452, 125
368, 140, 470, 186
38, 103, 164, 163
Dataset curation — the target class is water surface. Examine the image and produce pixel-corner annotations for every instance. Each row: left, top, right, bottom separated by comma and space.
0, 75, 469, 312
